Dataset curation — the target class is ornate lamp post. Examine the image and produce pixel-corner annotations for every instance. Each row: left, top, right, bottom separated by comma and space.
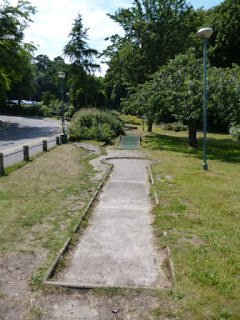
58, 71, 67, 144
196, 27, 214, 170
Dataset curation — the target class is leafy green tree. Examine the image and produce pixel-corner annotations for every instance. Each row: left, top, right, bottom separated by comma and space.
208, 64, 240, 125
8, 44, 36, 104
0, 69, 10, 106
0, 0, 36, 108
32, 55, 67, 101
207, 0, 240, 67
124, 49, 240, 147
103, 0, 203, 109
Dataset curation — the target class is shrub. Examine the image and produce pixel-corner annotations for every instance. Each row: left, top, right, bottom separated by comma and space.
6, 103, 43, 116
119, 114, 141, 125
40, 105, 51, 117
171, 122, 188, 132
163, 122, 187, 132
68, 108, 125, 143
110, 110, 120, 117
229, 124, 240, 140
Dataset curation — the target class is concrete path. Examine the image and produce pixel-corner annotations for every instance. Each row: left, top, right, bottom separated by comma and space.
57, 155, 169, 288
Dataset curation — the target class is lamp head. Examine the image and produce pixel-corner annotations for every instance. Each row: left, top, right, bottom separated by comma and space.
196, 27, 214, 39
58, 71, 66, 79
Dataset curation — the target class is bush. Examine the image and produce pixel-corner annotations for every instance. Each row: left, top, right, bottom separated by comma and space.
40, 105, 51, 117
163, 122, 187, 132
119, 114, 141, 125
6, 103, 43, 116
110, 110, 120, 117
68, 108, 125, 143
229, 124, 240, 140
171, 122, 188, 132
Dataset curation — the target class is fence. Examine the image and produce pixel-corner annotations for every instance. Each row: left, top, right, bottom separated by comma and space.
0, 136, 62, 175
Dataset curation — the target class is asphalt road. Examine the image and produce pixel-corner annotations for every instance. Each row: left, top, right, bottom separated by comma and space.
0, 115, 61, 168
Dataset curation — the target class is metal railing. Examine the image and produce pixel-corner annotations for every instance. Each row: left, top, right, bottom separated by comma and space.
0, 136, 61, 175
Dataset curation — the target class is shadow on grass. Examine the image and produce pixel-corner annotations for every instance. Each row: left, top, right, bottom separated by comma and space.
143, 133, 240, 163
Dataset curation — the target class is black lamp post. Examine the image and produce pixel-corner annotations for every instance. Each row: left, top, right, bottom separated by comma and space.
58, 71, 67, 144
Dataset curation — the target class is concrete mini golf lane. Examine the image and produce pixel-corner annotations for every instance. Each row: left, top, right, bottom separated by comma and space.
58, 158, 169, 288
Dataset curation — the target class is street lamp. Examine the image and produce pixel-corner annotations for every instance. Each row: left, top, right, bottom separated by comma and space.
58, 71, 67, 144
197, 27, 214, 170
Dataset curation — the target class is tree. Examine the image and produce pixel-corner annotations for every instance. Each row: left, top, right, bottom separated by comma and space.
103, 0, 203, 108
64, 13, 104, 110
0, 0, 36, 108
8, 44, 36, 104
32, 55, 67, 101
207, 0, 240, 67
64, 14, 99, 72
123, 49, 240, 147
208, 64, 240, 125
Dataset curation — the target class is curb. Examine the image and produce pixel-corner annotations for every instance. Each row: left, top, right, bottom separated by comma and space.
148, 166, 159, 205
44, 281, 169, 291
149, 166, 175, 287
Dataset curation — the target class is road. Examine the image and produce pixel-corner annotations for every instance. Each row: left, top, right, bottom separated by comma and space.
0, 115, 61, 168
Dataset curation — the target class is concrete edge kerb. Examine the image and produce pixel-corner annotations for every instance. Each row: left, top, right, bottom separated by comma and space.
43, 163, 113, 283
44, 281, 170, 291
148, 166, 159, 206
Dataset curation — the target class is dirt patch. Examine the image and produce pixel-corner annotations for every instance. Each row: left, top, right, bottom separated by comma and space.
0, 252, 45, 320
39, 288, 176, 320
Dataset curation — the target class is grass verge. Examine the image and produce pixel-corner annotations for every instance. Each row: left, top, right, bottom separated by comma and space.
0, 144, 101, 291
140, 126, 240, 320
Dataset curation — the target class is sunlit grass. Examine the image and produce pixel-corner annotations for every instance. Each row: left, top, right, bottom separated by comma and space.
141, 126, 240, 163
141, 127, 240, 320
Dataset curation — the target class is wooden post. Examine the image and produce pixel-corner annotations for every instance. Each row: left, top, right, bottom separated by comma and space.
0, 153, 5, 175
23, 145, 29, 161
56, 136, 60, 145
43, 140, 48, 152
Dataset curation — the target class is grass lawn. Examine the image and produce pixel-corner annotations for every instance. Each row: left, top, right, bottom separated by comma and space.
0, 129, 239, 320
0, 144, 101, 290
141, 126, 240, 320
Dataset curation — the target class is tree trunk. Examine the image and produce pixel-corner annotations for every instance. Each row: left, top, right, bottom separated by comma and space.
188, 119, 198, 148
148, 119, 153, 132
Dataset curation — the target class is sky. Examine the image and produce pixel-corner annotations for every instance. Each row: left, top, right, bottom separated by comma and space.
6, 0, 223, 75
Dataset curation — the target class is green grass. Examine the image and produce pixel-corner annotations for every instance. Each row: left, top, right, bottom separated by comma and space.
143, 126, 240, 163
1, 129, 239, 319
140, 126, 240, 320
0, 144, 101, 290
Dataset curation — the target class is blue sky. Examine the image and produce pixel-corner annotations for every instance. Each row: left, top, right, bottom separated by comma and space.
7, 0, 223, 74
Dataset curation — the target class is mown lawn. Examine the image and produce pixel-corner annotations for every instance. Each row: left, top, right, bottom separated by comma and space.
141, 126, 240, 320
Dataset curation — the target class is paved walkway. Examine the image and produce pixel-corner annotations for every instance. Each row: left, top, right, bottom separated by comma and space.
56, 145, 169, 288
